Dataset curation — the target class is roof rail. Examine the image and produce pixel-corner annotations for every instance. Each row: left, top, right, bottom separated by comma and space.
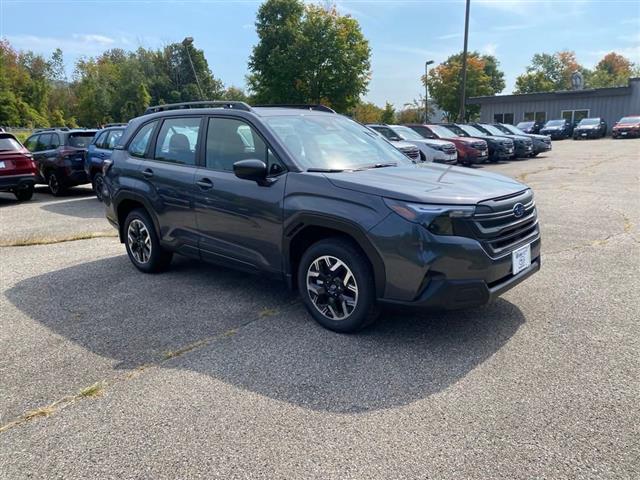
144, 101, 252, 115
104, 123, 128, 128
252, 104, 336, 113
34, 127, 70, 133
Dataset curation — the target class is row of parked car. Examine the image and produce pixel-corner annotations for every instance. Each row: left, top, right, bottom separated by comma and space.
517, 115, 640, 140
367, 121, 551, 166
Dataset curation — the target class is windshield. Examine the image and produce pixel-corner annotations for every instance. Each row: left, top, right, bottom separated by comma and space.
501, 124, 525, 135
391, 125, 424, 140
0, 136, 22, 151
578, 118, 599, 126
619, 116, 640, 123
69, 132, 97, 148
429, 125, 458, 138
263, 115, 411, 170
457, 124, 487, 137
517, 122, 533, 129
545, 120, 565, 127
480, 124, 507, 136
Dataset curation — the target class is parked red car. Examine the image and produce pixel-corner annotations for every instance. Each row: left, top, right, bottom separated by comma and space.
405, 123, 489, 166
0, 132, 37, 201
612, 116, 640, 138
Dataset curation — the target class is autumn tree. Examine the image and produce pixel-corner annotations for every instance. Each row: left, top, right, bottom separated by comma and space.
351, 101, 383, 123
587, 52, 638, 88
248, 0, 371, 112
426, 52, 505, 121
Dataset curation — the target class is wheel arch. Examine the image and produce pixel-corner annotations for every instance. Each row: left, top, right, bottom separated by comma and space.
284, 214, 386, 298
113, 191, 160, 244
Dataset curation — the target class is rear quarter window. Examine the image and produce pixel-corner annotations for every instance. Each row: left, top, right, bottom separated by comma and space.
68, 133, 96, 148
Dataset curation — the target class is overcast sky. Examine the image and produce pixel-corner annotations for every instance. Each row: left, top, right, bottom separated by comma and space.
2, 0, 639, 107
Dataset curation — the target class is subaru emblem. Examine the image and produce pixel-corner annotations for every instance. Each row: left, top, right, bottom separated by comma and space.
513, 203, 525, 218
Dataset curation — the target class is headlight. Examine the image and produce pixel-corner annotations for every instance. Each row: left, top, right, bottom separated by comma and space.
383, 198, 475, 235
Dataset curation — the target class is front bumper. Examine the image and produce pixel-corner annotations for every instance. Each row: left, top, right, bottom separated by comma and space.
381, 257, 541, 310
0, 173, 37, 192
533, 141, 552, 154
369, 212, 541, 308
493, 145, 514, 159
433, 152, 458, 164
612, 129, 640, 138
514, 143, 534, 157
574, 129, 600, 139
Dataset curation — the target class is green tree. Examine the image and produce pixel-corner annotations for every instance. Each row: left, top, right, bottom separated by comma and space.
426, 52, 505, 121
223, 86, 250, 102
380, 102, 395, 123
351, 101, 383, 123
248, 0, 371, 112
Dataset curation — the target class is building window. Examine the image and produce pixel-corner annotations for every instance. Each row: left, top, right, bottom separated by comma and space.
561, 109, 590, 124
524, 111, 546, 123
493, 113, 515, 124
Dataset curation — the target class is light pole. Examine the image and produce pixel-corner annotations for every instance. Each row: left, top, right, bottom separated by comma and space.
424, 60, 434, 123
182, 37, 204, 100
458, 0, 471, 122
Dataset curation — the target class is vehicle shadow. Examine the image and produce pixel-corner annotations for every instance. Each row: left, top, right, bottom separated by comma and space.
40, 197, 105, 219
6, 255, 525, 413
0, 186, 94, 208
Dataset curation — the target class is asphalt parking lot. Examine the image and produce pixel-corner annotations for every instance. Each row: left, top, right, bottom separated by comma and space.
1, 139, 638, 479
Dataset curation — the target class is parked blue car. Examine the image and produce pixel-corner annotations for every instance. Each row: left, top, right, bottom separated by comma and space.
85, 124, 126, 200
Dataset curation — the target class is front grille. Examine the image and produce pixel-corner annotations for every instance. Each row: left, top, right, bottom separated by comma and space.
471, 141, 486, 149
456, 189, 540, 258
400, 146, 420, 160
442, 145, 457, 155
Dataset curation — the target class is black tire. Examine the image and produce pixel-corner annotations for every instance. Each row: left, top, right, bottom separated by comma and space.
92, 173, 104, 201
297, 237, 380, 333
14, 185, 34, 201
48, 172, 65, 196
123, 208, 173, 273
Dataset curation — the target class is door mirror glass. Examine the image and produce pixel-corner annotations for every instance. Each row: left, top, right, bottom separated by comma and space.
233, 159, 267, 182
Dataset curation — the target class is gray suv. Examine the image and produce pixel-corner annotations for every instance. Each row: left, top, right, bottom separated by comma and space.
103, 102, 541, 332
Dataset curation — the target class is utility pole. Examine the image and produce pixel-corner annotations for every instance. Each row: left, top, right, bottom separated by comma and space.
182, 37, 204, 100
424, 60, 434, 123
458, 0, 471, 122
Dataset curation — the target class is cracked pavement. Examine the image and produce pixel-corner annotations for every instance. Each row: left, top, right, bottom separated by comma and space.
1, 139, 638, 479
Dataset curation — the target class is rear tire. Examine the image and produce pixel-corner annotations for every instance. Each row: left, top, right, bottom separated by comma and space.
14, 185, 34, 201
297, 238, 380, 333
124, 208, 173, 273
48, 173, 65, 196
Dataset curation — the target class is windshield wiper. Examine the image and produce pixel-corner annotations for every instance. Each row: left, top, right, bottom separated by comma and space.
355, 162, 398, 170
307, 168, 346, 173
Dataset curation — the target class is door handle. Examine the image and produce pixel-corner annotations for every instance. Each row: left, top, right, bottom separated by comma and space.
196, 178, 213, 189
142, 168, 154, 178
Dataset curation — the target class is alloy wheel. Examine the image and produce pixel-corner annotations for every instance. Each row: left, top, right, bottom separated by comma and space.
127, 219, 152, 264
306, 255, 358, 320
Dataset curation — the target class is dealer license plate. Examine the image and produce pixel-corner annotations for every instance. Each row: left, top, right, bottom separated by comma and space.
0, 161, 5, 169
621, 132, 628, 136
581, 133, 587, 137
512, 243, 531, 275
507, 147, 514, 154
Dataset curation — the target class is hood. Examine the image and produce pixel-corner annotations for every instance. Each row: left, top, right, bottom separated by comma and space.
322, 163, 526, 205
524, 133, 550, 140
390, 139, 417, 150
445, 136, 482, 145
496, 134, 531, 142
479, 135, 514, 144
416, 138, 454, 148
576, 124, 599, 129
613, 123, 640, 129
541, 126, 564, 131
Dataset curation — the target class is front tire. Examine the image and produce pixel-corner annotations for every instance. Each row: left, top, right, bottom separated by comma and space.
297, 238, 380, 333
14, 185, 34, 201
124, 208, 173, 273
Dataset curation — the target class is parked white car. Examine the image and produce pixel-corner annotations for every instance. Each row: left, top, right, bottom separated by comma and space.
367, 124, 457, 164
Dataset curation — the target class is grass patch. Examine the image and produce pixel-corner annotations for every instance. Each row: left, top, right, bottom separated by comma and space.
78, 382, 104, 398
23, 405, 57, 421
258, 308, 278, 318
0, 231, 117, 247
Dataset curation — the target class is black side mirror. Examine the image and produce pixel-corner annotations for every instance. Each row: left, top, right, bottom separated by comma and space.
233, 159, 267, 182
390, 136, 402, 141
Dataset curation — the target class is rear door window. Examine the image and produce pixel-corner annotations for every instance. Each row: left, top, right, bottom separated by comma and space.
154, 117, 200, 166
94, 131, 109, 148
37, 134, 51, 151
49, 133, 60, 149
